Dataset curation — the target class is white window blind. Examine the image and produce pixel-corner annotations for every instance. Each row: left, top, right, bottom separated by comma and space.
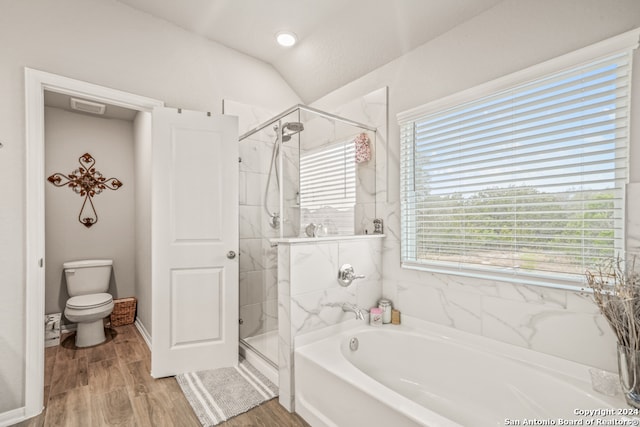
400, 52, 632, 281
300, 141, 356, 235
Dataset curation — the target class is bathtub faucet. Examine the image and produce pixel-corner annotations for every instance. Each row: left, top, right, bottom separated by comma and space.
342, 303, 366, 320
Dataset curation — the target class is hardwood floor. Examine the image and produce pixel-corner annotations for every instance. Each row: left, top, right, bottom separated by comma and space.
15, 324, 309, 427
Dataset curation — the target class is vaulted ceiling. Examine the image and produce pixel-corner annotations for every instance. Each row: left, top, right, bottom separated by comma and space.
115, 0, 503, 103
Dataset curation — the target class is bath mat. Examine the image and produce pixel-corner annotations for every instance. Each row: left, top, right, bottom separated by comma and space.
176, 358, 278, 426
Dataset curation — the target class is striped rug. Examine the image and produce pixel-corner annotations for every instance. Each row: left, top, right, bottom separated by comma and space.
176, 358, 278, 426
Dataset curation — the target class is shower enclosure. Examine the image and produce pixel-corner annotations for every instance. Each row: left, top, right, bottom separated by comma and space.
238, 104, 377, 368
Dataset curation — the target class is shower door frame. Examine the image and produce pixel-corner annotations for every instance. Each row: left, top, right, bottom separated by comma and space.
239, 104, 377, 144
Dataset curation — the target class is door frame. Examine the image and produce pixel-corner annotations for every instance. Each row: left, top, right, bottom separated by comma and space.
24, 68, 163, 420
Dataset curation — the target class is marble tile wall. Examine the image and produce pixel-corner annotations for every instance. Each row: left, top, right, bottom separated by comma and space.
323, 87, 388, 234
312, 87, 627, 373
281, 142, 301, 237
226, 93, 389, 411
299, 114, 378, 235
276, 236, 384, 411
376, 186, 630, 374
227, 92, 388, 342
230, 86, 636, 407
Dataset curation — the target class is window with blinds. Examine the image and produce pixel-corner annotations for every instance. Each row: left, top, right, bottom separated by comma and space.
399, 52, 632, 282
300, 140, 356, 235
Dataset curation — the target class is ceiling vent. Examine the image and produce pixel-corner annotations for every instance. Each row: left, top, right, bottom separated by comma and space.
70, 98, 106, 115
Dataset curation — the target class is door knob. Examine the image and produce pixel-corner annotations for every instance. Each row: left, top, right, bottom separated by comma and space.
227, 251, 236, 259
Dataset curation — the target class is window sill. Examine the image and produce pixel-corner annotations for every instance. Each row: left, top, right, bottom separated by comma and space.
401, 261, 587, 292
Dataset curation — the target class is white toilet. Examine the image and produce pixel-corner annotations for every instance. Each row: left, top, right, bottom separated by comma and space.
63, 259, 115, 347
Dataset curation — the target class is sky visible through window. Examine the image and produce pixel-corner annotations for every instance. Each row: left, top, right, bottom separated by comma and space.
417, 63, 618, 196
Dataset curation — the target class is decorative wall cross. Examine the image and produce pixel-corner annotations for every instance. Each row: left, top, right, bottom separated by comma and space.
47, 153, 123, 228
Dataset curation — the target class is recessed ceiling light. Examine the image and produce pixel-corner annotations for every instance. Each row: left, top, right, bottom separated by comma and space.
276, 31, 297, 47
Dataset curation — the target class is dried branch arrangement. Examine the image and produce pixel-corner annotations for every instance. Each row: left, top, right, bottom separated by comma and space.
586, 257, 640, 351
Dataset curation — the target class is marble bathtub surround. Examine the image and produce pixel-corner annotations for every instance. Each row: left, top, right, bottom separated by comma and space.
378, 198, 619, 372
276, 235, 384, 411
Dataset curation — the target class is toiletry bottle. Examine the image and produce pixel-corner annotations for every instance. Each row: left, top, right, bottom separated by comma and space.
391, 309, 401, 325
370, 307, 383, 326
378, 298, 392, 324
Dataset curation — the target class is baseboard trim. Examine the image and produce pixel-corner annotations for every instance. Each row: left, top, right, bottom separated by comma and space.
135, 318, 152, 350
0, 406, 28, 427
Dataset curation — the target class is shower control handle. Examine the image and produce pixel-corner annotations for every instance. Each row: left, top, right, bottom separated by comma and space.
338, 264, 365, 287
226, 251, 236, 259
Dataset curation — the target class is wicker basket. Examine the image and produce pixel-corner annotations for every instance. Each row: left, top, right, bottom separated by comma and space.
110, 297, 136, 327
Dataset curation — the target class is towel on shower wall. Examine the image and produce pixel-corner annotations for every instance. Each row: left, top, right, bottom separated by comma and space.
355, 132, 371, 163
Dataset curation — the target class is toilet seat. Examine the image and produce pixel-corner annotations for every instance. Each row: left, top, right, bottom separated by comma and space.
66, 293, 113, 309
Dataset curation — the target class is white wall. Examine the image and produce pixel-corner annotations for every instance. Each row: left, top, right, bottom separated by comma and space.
312, 0, 640, 372
44, 107, 136, 319
133, 112, 153, 336
0, 0, 300, 415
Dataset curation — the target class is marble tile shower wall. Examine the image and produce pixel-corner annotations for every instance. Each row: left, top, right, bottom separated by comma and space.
320, 87, 389, 234
238, 133, 279, 339
300, 115, 377, 235
226, 92, 389, 410
281, 143, 301, 237
224, 100, 281, 340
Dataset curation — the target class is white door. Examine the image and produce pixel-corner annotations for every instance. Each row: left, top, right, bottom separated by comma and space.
151, 107, 239, 378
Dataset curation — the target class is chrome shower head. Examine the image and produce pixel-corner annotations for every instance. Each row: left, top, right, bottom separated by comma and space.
282, 122, 304, 133
275, 122, 304, 143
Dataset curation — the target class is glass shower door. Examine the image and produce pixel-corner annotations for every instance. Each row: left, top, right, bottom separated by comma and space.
238, 110, 300, 366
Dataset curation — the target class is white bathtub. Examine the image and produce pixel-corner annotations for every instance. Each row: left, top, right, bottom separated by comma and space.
295, 317, 634, 427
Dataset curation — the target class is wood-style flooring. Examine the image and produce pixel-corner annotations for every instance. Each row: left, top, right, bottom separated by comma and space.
15, 324, 310, 427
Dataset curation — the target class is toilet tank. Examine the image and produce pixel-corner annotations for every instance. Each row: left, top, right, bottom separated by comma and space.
63, 259, 113, 297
